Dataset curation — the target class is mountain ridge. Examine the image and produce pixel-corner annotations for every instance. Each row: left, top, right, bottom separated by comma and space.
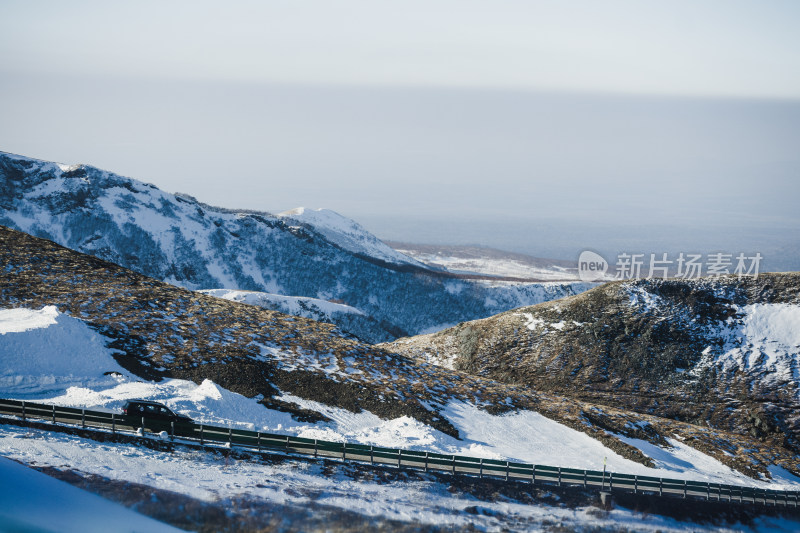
0, 150, 590, 342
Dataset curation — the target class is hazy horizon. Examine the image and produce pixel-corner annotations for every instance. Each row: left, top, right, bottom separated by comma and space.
1, 1, 798, 269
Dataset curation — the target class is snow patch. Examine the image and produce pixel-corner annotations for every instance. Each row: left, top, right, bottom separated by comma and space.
706, 303, 800, 396
0, 305, 60, 334
0, 307, 130, 396
201, 289, 364, 316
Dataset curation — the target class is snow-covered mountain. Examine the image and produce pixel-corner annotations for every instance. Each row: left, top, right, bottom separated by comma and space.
0, 150, 590, 340
278, 207, 429, 269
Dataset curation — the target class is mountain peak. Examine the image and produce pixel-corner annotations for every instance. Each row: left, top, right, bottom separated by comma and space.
277, 206, 427, 268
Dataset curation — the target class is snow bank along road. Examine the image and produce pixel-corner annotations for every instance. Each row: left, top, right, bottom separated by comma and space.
2, 398, 798, 508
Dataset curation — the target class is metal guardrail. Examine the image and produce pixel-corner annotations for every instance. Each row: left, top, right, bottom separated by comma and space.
1, 398, 798, 507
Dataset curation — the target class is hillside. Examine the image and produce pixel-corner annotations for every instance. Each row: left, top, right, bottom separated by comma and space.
2, 224, 800, 486
0, 150, 589, 341
385, 275, 800, 461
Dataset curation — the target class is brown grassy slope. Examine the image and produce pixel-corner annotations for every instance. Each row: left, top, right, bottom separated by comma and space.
1, 225, 798, 478
384, 275, 800, 467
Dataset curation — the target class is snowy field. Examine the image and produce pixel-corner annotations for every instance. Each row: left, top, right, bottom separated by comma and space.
2, 305, 800, 531
7, 423, 791, 533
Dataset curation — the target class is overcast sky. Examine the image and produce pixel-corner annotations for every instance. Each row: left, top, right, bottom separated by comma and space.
1, 1, 798, 265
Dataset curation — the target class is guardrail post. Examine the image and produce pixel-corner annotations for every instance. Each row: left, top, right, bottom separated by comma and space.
659, 478, 663, 497
313, 438, 316, 457
532, 465, 536, 484
81, 409, 85, 428
285, 435, 290, 451
480, 458, 484, 479
111, 413, 116, 434
228, 427, 232, 446
21, 401, 25, 421
583, 470, 587, 488
634, 475, 638, 493
557, 466, 561, 486
142, 416, 146, 435
683, 479, 687, 498
52, 404, 56, 424
257, 432, 261, 452
505, 461, 509, 482
609, 472, 613, 490
171, 421, 175, 441
397, 449, 401, 469
452, 455, 456, 475
342, 442, 346, 461
425, 452, 429, 472
706, 482, 710, 500
370, 445, 374, 464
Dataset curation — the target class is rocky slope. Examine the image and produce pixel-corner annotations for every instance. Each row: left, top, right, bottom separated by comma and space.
2, 225, 799, 480
386, 274, 800, 459
0, 150, 589, 341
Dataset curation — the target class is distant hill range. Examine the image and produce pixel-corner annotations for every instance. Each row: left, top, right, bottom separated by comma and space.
386, 241, 580, 281
0, 151, 589, 342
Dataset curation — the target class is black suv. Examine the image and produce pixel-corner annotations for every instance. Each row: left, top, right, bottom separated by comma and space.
122, 400, 193, 431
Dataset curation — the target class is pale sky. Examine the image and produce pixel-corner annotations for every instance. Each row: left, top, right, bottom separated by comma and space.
1, 1, 799, 267
3, 1, 800, 98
